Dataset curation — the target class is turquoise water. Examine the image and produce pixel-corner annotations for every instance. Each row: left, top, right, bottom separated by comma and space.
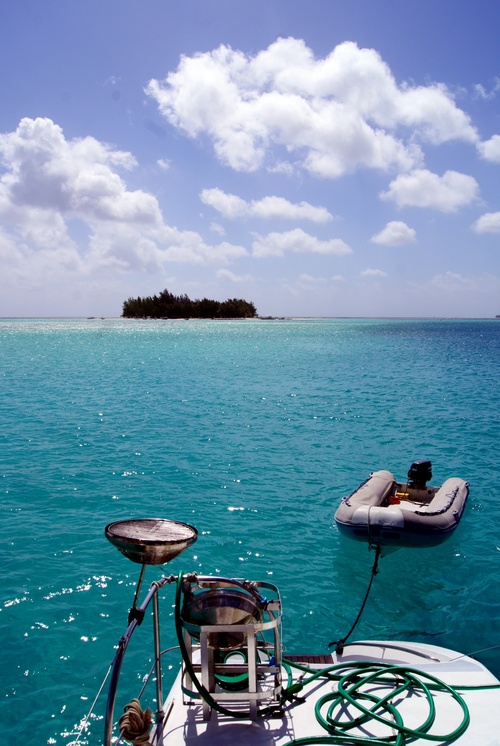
1, 317, 500, 745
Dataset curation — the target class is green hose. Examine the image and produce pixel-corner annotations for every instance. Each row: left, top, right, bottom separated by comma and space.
280, 658, 472, 745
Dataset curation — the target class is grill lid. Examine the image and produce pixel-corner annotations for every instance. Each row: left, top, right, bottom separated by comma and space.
105, 518, 198, 565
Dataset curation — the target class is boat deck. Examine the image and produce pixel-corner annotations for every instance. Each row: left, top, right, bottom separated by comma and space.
155, 641, 500, 745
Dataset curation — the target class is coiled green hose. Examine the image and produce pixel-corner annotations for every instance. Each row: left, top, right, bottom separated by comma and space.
281, 658, 471, 745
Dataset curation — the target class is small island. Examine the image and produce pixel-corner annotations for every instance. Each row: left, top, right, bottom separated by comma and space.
122, 289, 257, 319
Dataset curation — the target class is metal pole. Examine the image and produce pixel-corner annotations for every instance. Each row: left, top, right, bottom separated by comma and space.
153, 588, 164, 746
104, 576, 175, 746
129, 563, 147, 620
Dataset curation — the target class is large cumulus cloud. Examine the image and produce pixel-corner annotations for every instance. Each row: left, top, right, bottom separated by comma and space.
146, 38, 482, 178
0, 117, 247, 287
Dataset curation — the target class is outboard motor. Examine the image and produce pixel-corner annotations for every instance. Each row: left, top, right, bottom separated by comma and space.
408, 460, 432, 489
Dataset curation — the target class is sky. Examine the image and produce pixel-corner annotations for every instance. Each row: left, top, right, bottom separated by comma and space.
1, 0, 500, 318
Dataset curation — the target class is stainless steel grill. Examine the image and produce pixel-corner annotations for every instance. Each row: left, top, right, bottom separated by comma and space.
105, 518, 198, 565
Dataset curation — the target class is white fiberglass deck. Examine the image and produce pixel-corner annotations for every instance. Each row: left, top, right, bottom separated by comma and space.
155, 640, 500, 745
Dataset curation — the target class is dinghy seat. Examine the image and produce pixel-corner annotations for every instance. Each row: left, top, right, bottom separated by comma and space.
415, 477, 468, 515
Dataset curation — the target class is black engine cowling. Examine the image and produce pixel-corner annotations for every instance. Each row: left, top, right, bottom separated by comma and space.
407, 460, 432, 489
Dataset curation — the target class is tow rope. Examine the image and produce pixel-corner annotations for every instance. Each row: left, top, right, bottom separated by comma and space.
329, 545, 382, 653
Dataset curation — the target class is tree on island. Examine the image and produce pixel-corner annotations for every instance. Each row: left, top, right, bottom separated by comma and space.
122, 289, 257, 319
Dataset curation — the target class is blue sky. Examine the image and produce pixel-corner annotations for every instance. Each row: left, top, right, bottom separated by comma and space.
1, 0, 499, 317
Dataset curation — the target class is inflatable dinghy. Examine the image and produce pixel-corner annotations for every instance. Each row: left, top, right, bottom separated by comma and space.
334, 460, 469, 549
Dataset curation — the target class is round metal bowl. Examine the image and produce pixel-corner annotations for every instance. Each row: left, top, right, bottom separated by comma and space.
105, 518, 198, 565
182, 588, 263, 649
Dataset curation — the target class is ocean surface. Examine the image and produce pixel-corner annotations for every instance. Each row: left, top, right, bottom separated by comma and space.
1, 317, 500, 745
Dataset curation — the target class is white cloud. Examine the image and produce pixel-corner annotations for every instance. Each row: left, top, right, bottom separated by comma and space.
472, 211, 500, 233
361, 268, 388, 277
298, 273, 326, 284
381, 169, 479, 212
216, 268, 253, 282
473, 78, 500, 101
430, 271, 471, 290
394, 83, 476, 145
371, 220, 416, 246
0, 223, 84, 290
157, 158, 171, 171
147, 38, 479, 179
210, 221, 226, 236
251, 228, 352, 258
200, 188, 248, 218
267, 160, 296, 176
253, 196, 332, 222
477, 134, 500, 163
0, 117, 248, 284
0, 117, 158, 224
103, 75, 120, 87
200, 187, 332, 222
428, 271, 500, 295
